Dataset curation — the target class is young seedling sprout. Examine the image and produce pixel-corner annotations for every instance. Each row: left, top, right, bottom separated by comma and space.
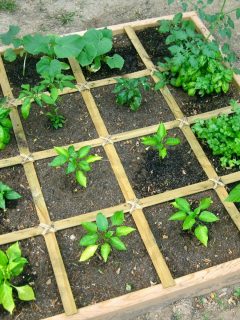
141, 123, 180, 159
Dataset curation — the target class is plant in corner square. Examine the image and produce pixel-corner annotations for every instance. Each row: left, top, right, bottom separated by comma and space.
49, 145, 102, 187
169, 197, 219, 246
79, 211, 135, 262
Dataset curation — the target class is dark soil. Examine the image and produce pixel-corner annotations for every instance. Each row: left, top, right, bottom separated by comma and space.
56, 215, 159, 308
91, 81, 175, 134
35, 147, 125, 220
0, 133, 19, 159
20, 92, 98, 152
4, 55, 75, 97
136, 27, 169, 65
170, 85, 240, 116
1, 236, 63, 320
82, 34, 145, 81
143, 190, 240, 278
115, 128, 207, 198
0, 165, 39, 234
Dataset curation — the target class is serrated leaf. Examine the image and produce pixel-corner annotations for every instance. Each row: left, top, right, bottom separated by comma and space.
194, 225, 208, 246
100, 243, 111, 262
111, 211, 125, 226
96, 212, 108, 232
79, 245, 98, 262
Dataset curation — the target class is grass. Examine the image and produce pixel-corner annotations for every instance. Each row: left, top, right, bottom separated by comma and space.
57, 11, 75, 25
0, 0, 16, 12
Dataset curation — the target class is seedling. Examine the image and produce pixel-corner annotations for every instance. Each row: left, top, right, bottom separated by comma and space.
0, 182, 21, 210
192, 100, 240, 168
0, 99, 13, 150
0, 242, 35, 314
58, 12, 75, 25
113, 77, 151, 111
141, 123, 180, 159
169, 197, 219, 246
79, 211, 135, 262
49, 145, 102, 187
226, 184, 240, 202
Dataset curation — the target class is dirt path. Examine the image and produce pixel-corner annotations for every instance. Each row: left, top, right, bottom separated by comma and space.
0, 1, 240, 319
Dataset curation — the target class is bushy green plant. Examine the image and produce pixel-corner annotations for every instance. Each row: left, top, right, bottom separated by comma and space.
0, 242, 35, 314
79, 211, 135, 262
0, 182, 21, 210
0, 99, 13, 150
113, 77, 151, 111
141, 123, 180, 159
169, 197, 219, 246
49, 145, 102, 187
192, 100, 240, 168
155, 13, 233, 96
226, 184, 240, 202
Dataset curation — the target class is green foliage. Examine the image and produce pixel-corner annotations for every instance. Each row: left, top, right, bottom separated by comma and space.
79, 211, 135, 262
192, 100, 240, 168
49, 145, 102, 187
155, 13, 234, 96
141, 123, 180, 159
169, 197, 219, 246
57, 12, 75, 25
0, 242, 35, 314
0, 182, 21, 210
233, 287, 240, 298
0, 0, 16, 12
226, 184, 240, 202
113, 77, 151, 111
0, 99, 13, 150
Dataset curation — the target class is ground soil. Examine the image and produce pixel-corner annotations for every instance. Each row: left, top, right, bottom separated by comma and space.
0, 133, 19, 159
115, 128, 207, 198
0, 165, 38, 234
56, 215, 159, 308
144, 190, 240, 278
91, 80, 175, 135
35, 147, 125, 221
1, 236, 64, 320
20, 92, 98, 152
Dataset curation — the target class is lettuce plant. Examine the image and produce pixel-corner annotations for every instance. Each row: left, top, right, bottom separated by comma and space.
141, 123, 180, 159
49, 145, 102, 187
0, 242, 35, 314
79, 211, 135, 262
0, 99, 13, 150
169, 197, 219, 246
0, 182, 21, 210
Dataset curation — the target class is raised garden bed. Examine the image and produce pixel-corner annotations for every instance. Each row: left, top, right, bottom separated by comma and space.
0, 11, 239, 320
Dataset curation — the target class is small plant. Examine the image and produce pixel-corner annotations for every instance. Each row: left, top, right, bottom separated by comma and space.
0, 242, 35, 314
233, 287, 240, 298
0, 0, 16, 12
113, 77, 151, 111
141, 123, 180, 159
169, 197, 219, 246
49, 145, 102, 187
58, 12, 75, 25
226, 184, 240, 202
192, 100, 240, 168
0, 99, 13, 150
0, 182, 21, 210
79, 211, 135, 262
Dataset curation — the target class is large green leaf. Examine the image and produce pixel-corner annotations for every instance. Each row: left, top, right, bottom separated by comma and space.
226, 184, 240, 202
76, 170, 87, 187
182, 215, 195, 230
8, 257, 28, 276
4, 48, 17, 62
23, 34, 53, 55
194, 225, 208, 246
0, 283, 15, 314
199, 211, 219, 223
115, 226, 135, 237
79, 234, 99, 246
78, 146, 91, 158
79, 245, 98, 262
100, 243, 111, 262
0, 250, 8, 267
105, 54, 124, 69
199, 197, 213, 210
77, 43, 97, 66
165, 137, 180, 146
110, 237, 126, 251
172, 198, 190, 212
54, 35, 85, 58
110, 211, 125, 226
15, 285, 35, 301
54, 146, 69, 158
81, 222, 97, 233
5, 190, 21, 200
96, 212, 108, 232
6, 242, 21, 262
49, 155, 67, 167
0, 25, 20, 45
157, 123, 167, 140
21, 98, 32, 120
169, 211, 187, 221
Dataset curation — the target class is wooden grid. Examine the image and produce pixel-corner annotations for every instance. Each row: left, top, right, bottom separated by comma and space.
0, 11, 240, 320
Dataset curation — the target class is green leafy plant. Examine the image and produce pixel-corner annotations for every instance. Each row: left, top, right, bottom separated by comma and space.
0, 182, 21, 210
233, 287, 240, 298
169, 197, 219, 246
113, 77, 151, 111
79, 211, 135, 262
0, 99, 13, 150
49, 145, 102, 187
141, 123, 180, 159
192, 99, 240, 168
57, 12, 75, 25
226, 184, 240, 202
0, 0, 16, 12
0, 242, 35, 314
155, 13, 234, 96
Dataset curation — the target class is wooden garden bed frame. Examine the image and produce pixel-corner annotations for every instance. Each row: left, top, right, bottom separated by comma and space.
0, 11, 240, 320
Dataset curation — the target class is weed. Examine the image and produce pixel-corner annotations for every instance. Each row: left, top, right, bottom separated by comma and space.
0, 0, 16, 12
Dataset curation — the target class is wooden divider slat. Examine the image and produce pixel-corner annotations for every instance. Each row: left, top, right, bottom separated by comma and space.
68, 57, 175, 288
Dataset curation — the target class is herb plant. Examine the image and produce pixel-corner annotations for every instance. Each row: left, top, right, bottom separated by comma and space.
0, 182, 21, 210
226, 184, 240, 202
141, 123, 180, 159
49, 145, 102, 187
79, 211, 135, 262
155, 13, 234, 96
0, 99, 13, 150
169, 197, 219, 246
113, 77, 151, 111
192, 100, 240, 168
0, 242, 35, 314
